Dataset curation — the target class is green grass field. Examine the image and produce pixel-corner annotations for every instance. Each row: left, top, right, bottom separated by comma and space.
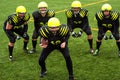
0, 0, 120, 80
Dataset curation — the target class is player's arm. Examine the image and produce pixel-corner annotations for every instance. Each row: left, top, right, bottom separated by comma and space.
6, 17, 16, 37
23, 13, 30, 33
95, 13, 104, 31
23, 22, 28, 33
32, 13, 40, 33
113, 18, 119, 34
39, 37, 48, 48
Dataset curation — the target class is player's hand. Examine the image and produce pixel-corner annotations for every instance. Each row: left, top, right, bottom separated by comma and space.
39, 44, 48, 48
60, 42, 66, 48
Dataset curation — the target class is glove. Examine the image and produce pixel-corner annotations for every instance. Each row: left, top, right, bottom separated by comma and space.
23, 33, 27, 37
16, 35, 21, 40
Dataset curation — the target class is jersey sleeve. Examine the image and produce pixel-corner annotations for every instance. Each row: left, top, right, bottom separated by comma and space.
39, 26, 50, 39
47, 10, 55, 17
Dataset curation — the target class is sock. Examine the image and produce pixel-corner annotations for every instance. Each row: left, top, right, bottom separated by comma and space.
88, 39, 93, 49
8, 45, 13, 56
32, 40, 37, 49
116, 42, 120, 51
23, 41, 28, 49
96, 41, 101, 50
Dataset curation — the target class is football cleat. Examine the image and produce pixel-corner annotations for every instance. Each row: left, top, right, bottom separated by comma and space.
71, 32, 77, 37
93, 49, 99, 56
69, 75, 74, 80
23, 48, 29, 53
9, 56, 14, 61
29, 48, 36, 54
77, 30, 83, 37
109, 34, 113, 39
90, 48, 94, 53
40, 70, 47, 77
103, 35, 108, 40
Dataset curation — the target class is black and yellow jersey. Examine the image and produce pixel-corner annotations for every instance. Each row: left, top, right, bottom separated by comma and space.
32, 9, 55, 32
95, 10, 119, 28
39, 24, 70, 45
4, 13, 30, 29
65, 8, 89, 28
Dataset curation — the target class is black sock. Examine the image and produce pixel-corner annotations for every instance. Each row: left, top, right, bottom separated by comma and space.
116, 42, 120, 51
8, 45, 13, 56
23, 41, 28, 49
32, 40, 37, 49
88, 39, 93, 49
96, 41, 101, 50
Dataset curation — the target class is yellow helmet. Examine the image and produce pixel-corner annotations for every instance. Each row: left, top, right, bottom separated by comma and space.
71, 1, 81, 8
38, 1, 48, 8
101, 3, 112, 11
48, 17, 60, 27
16, 6, 26, 13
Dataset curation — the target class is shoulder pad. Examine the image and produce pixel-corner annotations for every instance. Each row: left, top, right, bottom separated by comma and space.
96, 11, 103, 20
59, 24, 69, 37
79, 8, 88, 18
111, 11, 119, 20
65, 9, 73, 18
39, 26, 50, 38
47, 10, 55, 17
32, 11, 39, 18
24, 13, 30, 21
8, 14, 18, 24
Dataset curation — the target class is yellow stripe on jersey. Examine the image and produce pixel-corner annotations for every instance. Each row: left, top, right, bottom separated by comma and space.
24, 14, 30, 21
62, 26, 68, 36
40, 28, 48, 38
66, 10, 73, 18
48, 10, 55, 17
97, 11, 103, 20
111, 11, 119, 20
59, 26, 68, 36
45, 27, 49, 33
12, 15, 18, 24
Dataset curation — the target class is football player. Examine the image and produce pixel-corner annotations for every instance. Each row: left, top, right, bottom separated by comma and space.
29, 1, 55, 53
93, 4, 120, 56
65, 1, 94, 53
38, 17, 74, 80
3, 6, 30, 61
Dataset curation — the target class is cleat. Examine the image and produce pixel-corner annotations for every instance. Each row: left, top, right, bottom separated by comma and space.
109, 34, 113, 39
77, 31, 83, 37
40, 70, 47, 77
69, 75, 74, 80
71, 32, 77, 37
23, 48, 29, 53
9, 56, 14, 61
93, 49, 99, 56
103, 35, 108, 40
29, 48, 36, 54
90, 48, 94, 53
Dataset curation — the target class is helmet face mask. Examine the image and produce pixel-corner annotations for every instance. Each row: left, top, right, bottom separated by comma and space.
71, 7, 80, 14
39, 7, 47, 14
16, 6, 26, 18
71, 1, 81, 14
38, 1, 48, 14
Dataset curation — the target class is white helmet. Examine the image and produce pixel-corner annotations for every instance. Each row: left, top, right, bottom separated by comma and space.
38, 1, 48, 13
